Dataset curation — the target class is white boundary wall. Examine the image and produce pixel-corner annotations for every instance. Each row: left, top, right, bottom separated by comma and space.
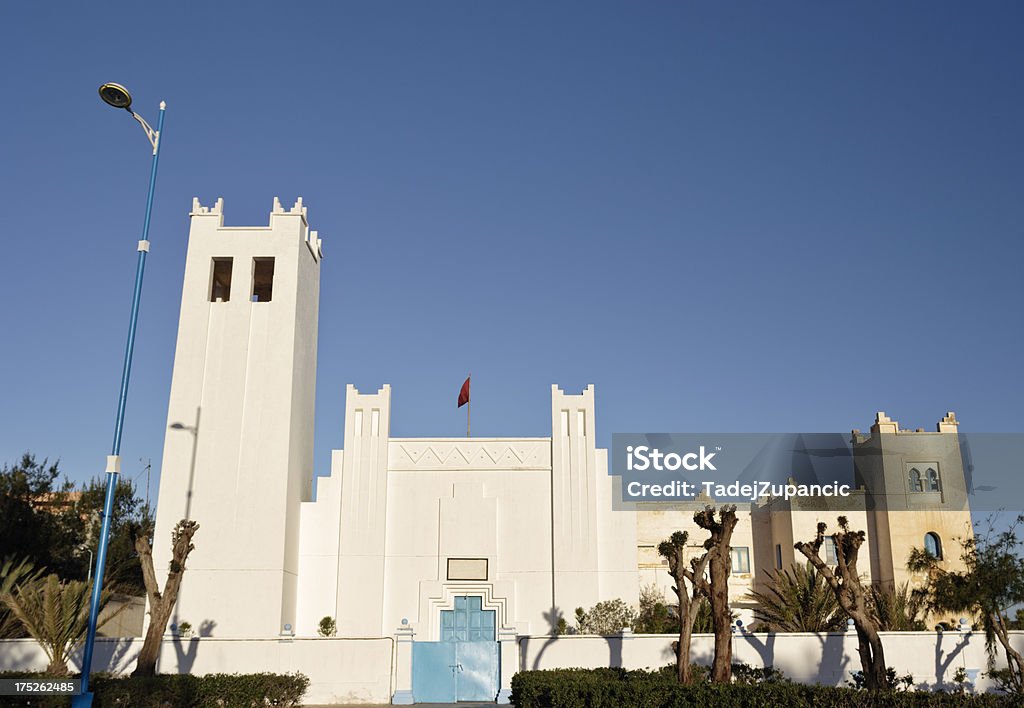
4, 631, 1024, 702
0, 637, 393, 705
517, 631, 1024, 694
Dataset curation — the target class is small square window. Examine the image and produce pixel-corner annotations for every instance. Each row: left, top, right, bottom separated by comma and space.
252, 257, 275, 302
210, 258, 233, 302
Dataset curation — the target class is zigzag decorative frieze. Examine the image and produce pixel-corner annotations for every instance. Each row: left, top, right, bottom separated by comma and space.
388, 438, 551, 471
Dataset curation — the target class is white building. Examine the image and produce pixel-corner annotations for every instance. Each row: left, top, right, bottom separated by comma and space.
151, 198, 973, 701
152, 198, 638, 647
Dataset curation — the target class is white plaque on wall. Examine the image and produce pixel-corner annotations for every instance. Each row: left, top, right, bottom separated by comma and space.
447, 558, 488, 581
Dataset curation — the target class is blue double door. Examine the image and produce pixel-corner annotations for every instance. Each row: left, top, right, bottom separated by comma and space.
412, 596, 499, 703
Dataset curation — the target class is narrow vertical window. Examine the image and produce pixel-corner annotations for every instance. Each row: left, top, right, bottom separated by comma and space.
909, 468, 923, 493
252, 257, 275, 302
824, 537, 838, 565
926, 468, 940, 492
210, 258, 233, 302
775, 543, 782, 570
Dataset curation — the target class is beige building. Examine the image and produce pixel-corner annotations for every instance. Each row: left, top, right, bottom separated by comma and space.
637, 411, 973, 626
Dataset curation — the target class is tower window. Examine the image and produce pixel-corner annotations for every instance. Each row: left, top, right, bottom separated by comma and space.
909, 468, 923, 493
924, 532, 943, 560
252, 257, 275, 302
926, 468, 941, 492
210, 258, 233, 302
775, 543, 783, 570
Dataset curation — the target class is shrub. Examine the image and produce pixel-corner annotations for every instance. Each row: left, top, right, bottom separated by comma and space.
0, 671, 309, 707
846, 667, 914, 692
510, 668, 1018, 707
92, 672, 309, 707
317, 615, 337, 638
575, 599, 638, 635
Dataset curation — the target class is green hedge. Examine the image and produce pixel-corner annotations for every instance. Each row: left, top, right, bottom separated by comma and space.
0, 672, 308, 707
509, 668, 1017, 708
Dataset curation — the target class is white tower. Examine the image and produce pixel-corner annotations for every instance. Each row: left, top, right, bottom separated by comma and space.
152, 197, 322, 638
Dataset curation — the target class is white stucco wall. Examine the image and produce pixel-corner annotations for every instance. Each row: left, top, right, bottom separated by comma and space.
294, 384, 638, 641
0, 637, 392, 705
516, 631, 1024, 693
5, 632, 1023, 701
152, 197, 321, 639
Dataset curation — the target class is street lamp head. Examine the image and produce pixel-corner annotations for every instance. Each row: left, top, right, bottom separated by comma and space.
99, 82, 133, 110
169, 422, 187, 430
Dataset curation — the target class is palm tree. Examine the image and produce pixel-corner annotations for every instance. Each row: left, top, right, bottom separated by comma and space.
869, 581, 927, 631
692, 595, 715, 633
2, 573, 123, 675
0, 556, 41, 638
748, 561, 846, 632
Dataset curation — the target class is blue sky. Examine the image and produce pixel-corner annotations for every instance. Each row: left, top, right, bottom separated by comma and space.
1, 2, 1021, 494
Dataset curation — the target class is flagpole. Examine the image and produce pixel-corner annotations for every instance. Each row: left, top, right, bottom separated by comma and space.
467, 398, 471, 438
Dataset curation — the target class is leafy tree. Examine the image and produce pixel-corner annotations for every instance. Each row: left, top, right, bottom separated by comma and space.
657, 530, 712, 684
908, 515, 1024, 694
795, 517, 887, 691
55, 476, 153, 593
748, 561, 846, 632
1005, 608, 1024, 630
0, 455, 69, 568
633, 583, 675, 634
1, 573, 123, 675
0, 455, 152, 595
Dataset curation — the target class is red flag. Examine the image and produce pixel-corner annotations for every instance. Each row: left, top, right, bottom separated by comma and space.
457, 376, 471, 408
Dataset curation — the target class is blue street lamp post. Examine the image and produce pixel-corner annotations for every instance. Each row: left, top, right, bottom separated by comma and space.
74, 84, 166, 707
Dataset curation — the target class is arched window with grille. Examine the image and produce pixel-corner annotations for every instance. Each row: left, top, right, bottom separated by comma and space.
924, 532, 943, 560
909, 468, 923, 492
926, 468, 941, 492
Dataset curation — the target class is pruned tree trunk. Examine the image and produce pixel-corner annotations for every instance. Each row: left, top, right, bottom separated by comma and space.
694, 505, 739, 684
679, 506, 737, 684
708, 549, 732, 683
659, 530, 711, 685
133, 520, 198, 677
854, 611, 888, 690
796, 517, 887, 691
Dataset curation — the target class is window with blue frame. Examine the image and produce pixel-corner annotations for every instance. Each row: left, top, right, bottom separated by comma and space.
440, 596, 495, 642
